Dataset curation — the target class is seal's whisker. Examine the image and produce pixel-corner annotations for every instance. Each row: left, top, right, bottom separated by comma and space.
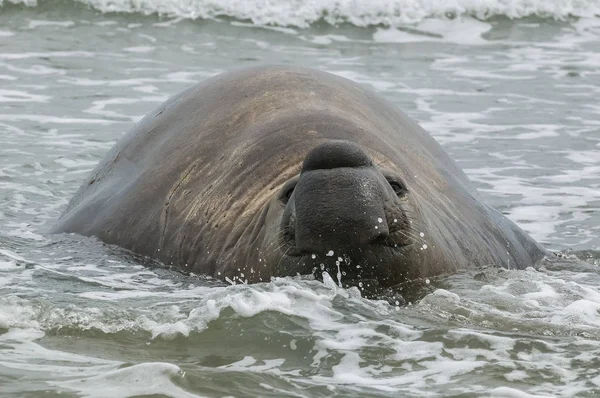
394, 229, 420, 244
393, 227, 427, 245
258, 233, 288, 259
276, 245, 294, 270
407, 230, 428, 244
267, 241, 289, 258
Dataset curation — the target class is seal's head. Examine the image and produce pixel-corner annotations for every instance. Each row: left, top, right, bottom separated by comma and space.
254, 140, 429, 291
52, 66, 546, 300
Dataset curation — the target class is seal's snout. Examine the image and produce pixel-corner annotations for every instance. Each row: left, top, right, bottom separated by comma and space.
289, 140, 390, 255
301, 140, 373, 172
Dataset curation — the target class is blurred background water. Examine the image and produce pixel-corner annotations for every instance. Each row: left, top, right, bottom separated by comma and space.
1, 0, 600, 396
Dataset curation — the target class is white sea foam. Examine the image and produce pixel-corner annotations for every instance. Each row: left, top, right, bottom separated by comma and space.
489, 388, 554, 398
27, 19, 75, 29
374, 18, 493, 45
54, 362, 196, 398
2, 262, 600, 396
0, 328, 193, 398
2, 0, 600, 27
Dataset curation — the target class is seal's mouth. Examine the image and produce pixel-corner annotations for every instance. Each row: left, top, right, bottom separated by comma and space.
277, 236, 415, 283
280, 216, 416, 257
282, 236, 414, 258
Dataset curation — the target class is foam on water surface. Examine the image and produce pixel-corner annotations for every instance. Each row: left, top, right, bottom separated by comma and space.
3, 0, 600, 27
3, 263, 600, 396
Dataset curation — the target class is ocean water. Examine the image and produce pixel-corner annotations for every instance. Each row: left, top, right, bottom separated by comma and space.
1, 0, 600, 396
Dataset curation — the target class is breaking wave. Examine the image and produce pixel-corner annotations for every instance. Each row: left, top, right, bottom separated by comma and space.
2, 0, 600, 28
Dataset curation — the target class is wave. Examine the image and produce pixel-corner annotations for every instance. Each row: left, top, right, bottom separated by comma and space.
2, 0, 600, 28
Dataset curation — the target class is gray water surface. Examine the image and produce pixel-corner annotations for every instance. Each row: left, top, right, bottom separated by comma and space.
1, 2, 600, 397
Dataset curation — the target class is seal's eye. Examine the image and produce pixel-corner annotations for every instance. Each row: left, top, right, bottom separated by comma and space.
387, 179, 407, 197
280, 181, 297, 204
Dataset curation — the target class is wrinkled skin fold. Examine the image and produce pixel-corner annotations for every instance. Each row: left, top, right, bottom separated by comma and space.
52, 65, 547, 292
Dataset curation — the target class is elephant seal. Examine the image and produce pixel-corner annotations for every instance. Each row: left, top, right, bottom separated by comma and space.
53, 65, 547, 293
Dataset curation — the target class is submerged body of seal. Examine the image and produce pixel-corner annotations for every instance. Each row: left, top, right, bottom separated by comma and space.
53, 65, 547, 290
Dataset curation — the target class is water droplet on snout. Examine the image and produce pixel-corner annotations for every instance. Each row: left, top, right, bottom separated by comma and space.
377, 217, 383, 223
326, 250, 334, 256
